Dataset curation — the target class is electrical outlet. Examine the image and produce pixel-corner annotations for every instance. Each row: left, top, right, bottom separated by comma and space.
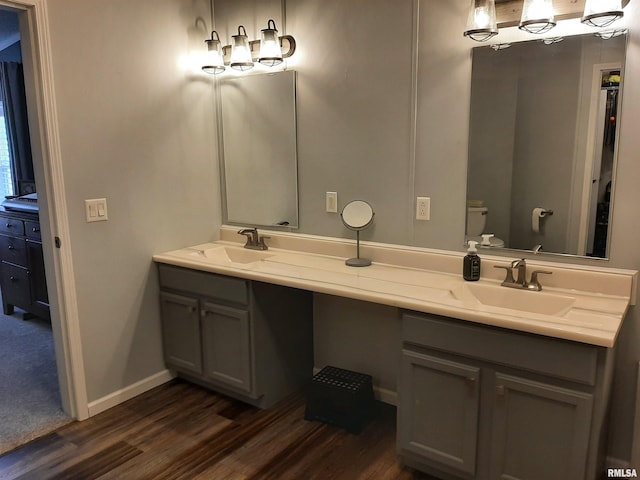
326, 192, 338, 213
416, 196, 430, 221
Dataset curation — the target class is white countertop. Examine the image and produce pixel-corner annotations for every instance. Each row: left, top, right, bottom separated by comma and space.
153, 233, 637, 348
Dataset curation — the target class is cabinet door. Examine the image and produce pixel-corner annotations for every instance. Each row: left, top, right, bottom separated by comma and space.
399, 349, 480, 476
159, 292, 202, 374
201, 302, 252, 394
490, 373, 593, 480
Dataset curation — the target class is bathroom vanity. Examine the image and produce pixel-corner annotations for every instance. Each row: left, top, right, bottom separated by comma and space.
157, 263, 312, 408
399, 312, 611, 480
153, 226, 636, 480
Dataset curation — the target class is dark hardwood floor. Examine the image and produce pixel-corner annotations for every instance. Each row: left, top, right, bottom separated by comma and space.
0, 379, 436, 479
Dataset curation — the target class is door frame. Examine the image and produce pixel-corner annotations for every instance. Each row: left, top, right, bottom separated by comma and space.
0, 0, 88, 420
577, 62, 622, 256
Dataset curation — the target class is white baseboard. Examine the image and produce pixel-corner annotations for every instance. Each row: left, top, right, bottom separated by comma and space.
87, 369, 175, 417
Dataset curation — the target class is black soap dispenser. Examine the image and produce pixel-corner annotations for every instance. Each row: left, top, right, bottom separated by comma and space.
463, 240, 481, 281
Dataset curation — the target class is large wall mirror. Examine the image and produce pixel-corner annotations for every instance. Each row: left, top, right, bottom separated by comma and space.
220, 70, 299, 228
466, 32, 626, 258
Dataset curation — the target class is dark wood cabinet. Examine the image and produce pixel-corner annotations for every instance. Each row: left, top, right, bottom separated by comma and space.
0, 209, 49, 320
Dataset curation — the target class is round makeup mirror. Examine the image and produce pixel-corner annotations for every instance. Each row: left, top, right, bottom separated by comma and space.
341, 200, 375, 267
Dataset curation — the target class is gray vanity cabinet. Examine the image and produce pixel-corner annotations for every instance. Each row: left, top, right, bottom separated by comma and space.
200, 302, 252, 394
399, 312, 613, 480
157, 264, 313, 408
159, 292, 202, 374
400, 350, 480, 476
488, 373, 593, 480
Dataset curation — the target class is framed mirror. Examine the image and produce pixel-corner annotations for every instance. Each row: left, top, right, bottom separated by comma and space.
466, 31, 627, 258
220, 70, 299, 228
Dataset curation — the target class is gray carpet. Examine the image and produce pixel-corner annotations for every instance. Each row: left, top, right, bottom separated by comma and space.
0, 312, 71, 455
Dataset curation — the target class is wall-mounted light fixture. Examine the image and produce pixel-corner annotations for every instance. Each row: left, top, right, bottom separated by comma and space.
464, 0, 630, 42
581, 0, 624, 27
202, 19, 296, 75
464, 0, 499, 42
258, 19, 284, 66
202, 31, 225, 74
230, 26, 254, 71
519, 0, 556, 33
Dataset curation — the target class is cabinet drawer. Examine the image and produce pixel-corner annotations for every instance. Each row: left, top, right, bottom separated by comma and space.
402, 312, 599, 385
0, 218, 24, 236
25, 221, 41, 240
0, 235, 27, 266
1, 263, 30, 307
158, 264, 249, 305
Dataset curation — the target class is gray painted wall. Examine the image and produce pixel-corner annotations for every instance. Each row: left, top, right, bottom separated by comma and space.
36, 0, 640, 465
46, 0, 221, 402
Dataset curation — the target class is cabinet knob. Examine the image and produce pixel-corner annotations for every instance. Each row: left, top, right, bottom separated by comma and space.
32, 227, 39, 233
200, 309, 208, 317
5, 223, 11, 228
466, 376, 477, 393
187, 306, 196, 313
9, 276, 16, 282
7, 245, 13, 250
496, 385, 506, 397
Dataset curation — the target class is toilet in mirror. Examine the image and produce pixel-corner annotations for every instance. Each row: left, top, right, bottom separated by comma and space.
466, 202, 504, 248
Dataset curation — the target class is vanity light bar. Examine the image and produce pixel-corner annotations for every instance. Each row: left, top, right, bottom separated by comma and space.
202, 20, 296, 75
465, 0, 631, 41
221, 36, 296, 66
493, 0, 630, 27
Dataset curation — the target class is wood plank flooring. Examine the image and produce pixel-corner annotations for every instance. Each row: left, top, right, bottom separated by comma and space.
0, 379, 436, 479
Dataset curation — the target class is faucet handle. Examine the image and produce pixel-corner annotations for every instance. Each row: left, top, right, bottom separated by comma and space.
528, 270, 552, 291
258, 235, 270, 250
494, 265, 515, 285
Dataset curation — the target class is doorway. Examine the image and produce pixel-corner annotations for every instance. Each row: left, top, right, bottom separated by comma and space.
0, 0, 88, 446
577, 61, 623, 258
0, 7, 68, 454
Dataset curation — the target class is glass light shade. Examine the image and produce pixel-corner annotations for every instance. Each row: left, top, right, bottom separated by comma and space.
582, 0, 624, 27
230, 26, 254, 71
594, 28, 627, 39
258, 19, 283, 66
202, 31, 225, 75
464, 0, 498, 42
519, 0, 556, 34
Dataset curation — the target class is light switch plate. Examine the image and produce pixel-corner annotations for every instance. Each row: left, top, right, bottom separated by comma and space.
85, 198, 108, 222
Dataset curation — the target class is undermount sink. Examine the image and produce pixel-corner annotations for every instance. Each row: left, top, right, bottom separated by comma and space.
452, 282, 576, 316
191, 246, 273, 264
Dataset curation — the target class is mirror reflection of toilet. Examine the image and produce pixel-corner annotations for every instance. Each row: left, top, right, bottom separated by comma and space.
466, 206, 504, 248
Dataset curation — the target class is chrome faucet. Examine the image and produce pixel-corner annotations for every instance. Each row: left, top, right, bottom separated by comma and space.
494, 258, 552, 291
237, 228, 269, 251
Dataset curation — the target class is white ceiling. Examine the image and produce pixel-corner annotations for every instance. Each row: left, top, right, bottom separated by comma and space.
0, 9, 20, 52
